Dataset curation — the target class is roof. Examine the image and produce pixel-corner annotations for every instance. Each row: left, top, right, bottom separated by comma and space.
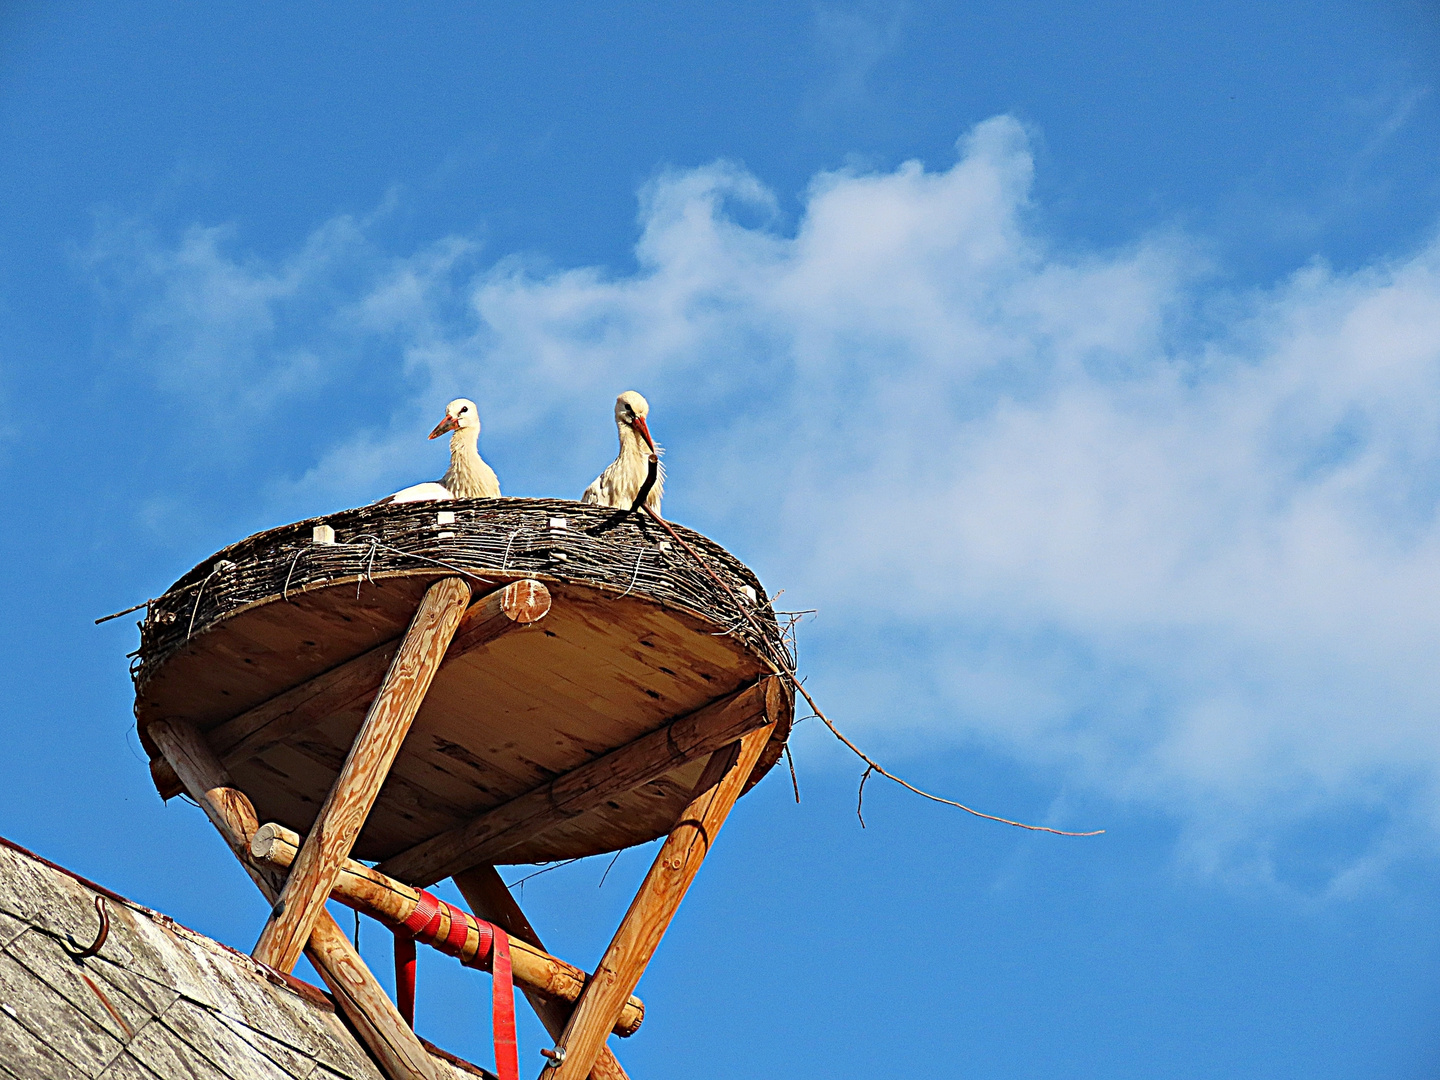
0, 835, 494, 1080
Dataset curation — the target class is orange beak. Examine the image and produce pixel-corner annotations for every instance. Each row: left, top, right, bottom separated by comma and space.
428, 414, 460, 440
632, 414, 656, 453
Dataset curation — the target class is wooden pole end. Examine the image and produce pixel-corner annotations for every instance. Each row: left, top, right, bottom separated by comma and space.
499, 579, 552, 624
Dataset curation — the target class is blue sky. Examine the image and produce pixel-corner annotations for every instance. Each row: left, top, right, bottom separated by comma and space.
3, 2, 1440, 1076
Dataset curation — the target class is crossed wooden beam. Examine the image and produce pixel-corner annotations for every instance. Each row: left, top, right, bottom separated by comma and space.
148, 575, 784, 1080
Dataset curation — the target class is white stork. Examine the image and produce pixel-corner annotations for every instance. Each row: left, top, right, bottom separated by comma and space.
377, 398, 501, 503
581, 390, 664, 515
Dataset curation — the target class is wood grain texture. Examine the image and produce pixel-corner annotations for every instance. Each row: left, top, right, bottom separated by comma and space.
147, 718, 444, 1080
253, 577, 472, 974
251, 826, 643, 1037
138, 567, 786, 868
206, 579, 551, 775
546, 723, 775, 1080
453, 867, 630, 1080
378, 677, 782, 886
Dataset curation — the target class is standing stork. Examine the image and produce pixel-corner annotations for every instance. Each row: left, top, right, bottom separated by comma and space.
377, 398, 501, 503
582, 390, 664, 516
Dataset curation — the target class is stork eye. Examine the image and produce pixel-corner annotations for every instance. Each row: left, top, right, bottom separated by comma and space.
459, 406, 469, 414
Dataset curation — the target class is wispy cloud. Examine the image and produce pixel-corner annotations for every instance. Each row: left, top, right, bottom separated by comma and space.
90, 116, 1440, 889
807, 1, 909, 115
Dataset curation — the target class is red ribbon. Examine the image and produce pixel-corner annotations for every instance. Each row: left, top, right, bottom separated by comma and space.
490, 925, 518, 1080
393, 933, 417, 1028
390, 888, 519, 1080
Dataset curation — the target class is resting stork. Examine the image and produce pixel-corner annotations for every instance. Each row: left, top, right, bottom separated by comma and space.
377, 398, 501, 503
581, 390, 664, 516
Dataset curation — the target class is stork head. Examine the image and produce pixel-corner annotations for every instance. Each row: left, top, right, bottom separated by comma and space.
429, 398, 480, 439
615, 391, 656, 453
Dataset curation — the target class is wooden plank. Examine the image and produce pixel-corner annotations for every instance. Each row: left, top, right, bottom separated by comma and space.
0, 909, 25, 951
208, 580, 549, 773
0, 995, 91, 1080
139, 575, 440, 732
378, 677, 781, 885
213, 1015, 320, 1080
155, 577, 782, 867
253, 576, 473, 974
453, 867, 630, 1080
148, 718, 443, 1080
89, 902, 228, 1015
546, 723, 775, 1080
0, 845, 125, 956
375, 689, 731, 870
152, 998, 297, 1080
5, 928, 152, 1044
251, 826, 644, 1038
215, 643, 398, 770
82, 953, 181, 1030
96, 1051, 167, 1080
125, 1008, 257, 1080
168, 927, 376, 1080
0, 948, 124, 1073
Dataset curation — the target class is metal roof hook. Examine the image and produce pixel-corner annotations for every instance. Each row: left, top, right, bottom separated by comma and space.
67, 896, 109, 961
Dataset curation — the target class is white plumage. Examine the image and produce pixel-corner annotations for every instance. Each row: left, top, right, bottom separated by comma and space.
378, 398, 501, 504
581, 390, 664, 516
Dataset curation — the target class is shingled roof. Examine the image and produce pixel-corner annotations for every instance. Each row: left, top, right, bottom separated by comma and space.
0, 836, 494, 1080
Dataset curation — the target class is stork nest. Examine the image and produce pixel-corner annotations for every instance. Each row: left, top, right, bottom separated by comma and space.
133, 498, 790, 687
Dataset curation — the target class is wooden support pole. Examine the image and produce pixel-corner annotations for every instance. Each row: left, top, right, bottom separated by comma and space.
148, 719, 442, 1080
251, 823, 644, 1038
254, 575, 473, 974
454, 867, 632, 1080
379, 676, 785, 886
545, 722, 776, 1080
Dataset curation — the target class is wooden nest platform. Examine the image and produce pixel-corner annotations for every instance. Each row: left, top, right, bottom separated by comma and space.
133, 498, 794, 1080
135, 498, 793, 873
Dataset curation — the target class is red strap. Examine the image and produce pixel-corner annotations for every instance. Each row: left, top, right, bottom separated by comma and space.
490, 926, 518, 1080
403, 889, 441, 935
393, 889, 519, 1077
443, 901, 471, 954
393, 931, 417, 1028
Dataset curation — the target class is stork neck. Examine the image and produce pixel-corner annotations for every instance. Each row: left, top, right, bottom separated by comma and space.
449, 426, 479, 461
617, 422, 649, 458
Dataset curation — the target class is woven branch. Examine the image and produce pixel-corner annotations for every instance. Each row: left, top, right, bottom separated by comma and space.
135, 498, 790, 689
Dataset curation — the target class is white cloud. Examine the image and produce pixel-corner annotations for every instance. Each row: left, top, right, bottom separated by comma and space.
95, 116, 1440, 888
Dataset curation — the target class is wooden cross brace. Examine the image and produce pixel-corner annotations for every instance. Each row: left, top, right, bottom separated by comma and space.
253, 575, 477, 973
150, 570, 787, 1080
542, 720, 777, 1079
149, 575, 546, 1080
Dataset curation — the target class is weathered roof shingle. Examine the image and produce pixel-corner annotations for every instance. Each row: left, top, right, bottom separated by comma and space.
0, 837, 493, 1080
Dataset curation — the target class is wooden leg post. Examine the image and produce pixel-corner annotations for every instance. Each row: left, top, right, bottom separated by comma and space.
149, 718, 443, 1080
250, 825, 645, 1037
453, 866, 632, 1080
253, 575, 473, 974
544, 722, 776, 1080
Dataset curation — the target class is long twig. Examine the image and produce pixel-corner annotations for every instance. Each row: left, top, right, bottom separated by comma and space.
784, 744, 801, 804
643, 505, 1104, 838
597, 849, 624, 889
95, 599, 150, 625
803, 673, 1102, 836
505, 857, 583, 890
856, 765, 874, 827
